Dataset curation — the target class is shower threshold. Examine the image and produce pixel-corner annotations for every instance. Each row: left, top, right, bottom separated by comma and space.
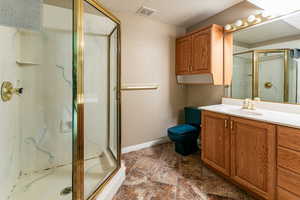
7, 152, 116, 200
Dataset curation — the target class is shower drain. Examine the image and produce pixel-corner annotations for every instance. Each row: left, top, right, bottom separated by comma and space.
60, 186, 72, 196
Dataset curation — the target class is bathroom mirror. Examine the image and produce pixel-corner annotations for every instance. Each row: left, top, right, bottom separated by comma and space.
225, 11, 300, 104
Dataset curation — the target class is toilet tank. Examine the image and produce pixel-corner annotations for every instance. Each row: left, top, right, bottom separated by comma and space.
184, 107, 201, 127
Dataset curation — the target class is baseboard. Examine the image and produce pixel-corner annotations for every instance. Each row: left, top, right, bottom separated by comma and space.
95, 162, 126, 200
121, 137, 170, 154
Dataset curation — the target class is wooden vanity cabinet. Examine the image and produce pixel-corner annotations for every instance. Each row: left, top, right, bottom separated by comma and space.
201, 111, 276, 200
176, 24, 224, 84
230, 117, 276, 200
277, 126, 300, 199
201, 111, 231, 176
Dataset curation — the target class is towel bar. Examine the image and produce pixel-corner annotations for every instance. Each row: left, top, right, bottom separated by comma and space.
121, 85, 159, 91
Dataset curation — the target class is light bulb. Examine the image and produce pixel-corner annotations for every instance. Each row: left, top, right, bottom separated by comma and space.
235, 20, 244, 27
224, 24, 232, 31
247, 15, 256, 23
248, 15, 262, 23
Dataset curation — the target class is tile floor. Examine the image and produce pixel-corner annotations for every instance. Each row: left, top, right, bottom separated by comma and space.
113, 142, 256, 200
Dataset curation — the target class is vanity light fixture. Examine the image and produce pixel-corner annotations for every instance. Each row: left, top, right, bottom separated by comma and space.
224, 0, 300, 33
224, 10, 299, 33
224, 13, 267, 32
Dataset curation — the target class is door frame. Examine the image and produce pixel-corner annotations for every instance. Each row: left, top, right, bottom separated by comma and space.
73, 0, 122, 199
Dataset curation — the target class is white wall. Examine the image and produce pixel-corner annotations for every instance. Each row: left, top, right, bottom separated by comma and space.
116, 12, 187, 147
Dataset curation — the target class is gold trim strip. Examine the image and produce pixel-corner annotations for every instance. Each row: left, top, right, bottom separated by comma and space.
85, 0, 120, 24
234, 49, 291, 56
253, 51, 258, 98
73, 0, 85, 200
284, 50, 289, 102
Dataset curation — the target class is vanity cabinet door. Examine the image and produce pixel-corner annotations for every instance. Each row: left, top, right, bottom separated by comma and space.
230, 117, 276, 200
176, 36, 192, 74
201, 111, 231, 176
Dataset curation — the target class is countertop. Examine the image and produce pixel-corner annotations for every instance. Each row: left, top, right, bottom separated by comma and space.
199, 104, 300, 129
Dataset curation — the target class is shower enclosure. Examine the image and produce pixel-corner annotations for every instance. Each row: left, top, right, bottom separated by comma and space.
0, 0, 121, 200
231, 49, 298, 103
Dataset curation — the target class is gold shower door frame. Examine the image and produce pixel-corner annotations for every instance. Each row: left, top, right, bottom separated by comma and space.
73, 0, 122, 200
233, 49, 289, 102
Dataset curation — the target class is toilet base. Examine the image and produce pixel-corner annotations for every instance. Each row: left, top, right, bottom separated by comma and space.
174, 140, 198, 156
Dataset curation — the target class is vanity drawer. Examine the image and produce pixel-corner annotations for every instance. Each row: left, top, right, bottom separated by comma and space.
278, 167, 300, 197
277, 187, 300, 200
278, 147, 300, 174
278, 126, 300, 151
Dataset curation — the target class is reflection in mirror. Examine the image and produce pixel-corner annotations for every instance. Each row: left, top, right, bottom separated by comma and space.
232, 51, 253, 100
226, 11, 300, 104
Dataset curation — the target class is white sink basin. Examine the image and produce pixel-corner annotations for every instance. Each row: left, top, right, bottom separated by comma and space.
229, 108, 263, 116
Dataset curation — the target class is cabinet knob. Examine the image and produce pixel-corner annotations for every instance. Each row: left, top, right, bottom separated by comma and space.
225, 119, 228, 128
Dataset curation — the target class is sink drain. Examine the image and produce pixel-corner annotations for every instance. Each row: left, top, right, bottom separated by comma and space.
60, 186, 72, 196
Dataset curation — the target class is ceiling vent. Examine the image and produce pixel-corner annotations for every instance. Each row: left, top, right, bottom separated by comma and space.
136, 6, 156, 16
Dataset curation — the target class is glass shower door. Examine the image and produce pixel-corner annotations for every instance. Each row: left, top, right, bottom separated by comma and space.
257, 51, 286, 102
108, 28, 119, 159
83, 1, 119, 199
232, 52, 253, 99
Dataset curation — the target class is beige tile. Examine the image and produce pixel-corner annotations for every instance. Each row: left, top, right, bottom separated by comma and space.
116, 143, 257, 200
113, 180, 176, 200
150, 164, 180, 186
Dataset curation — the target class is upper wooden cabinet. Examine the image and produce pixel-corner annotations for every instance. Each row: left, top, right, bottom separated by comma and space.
176, 36, 192, 74
191, 30, 211, 73
176, 24, 225, 85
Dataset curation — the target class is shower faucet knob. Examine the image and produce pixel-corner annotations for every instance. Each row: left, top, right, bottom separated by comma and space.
1, 81, 23, 102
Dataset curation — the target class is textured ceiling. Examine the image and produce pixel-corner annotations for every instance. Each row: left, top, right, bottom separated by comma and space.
98, 0, 243, 28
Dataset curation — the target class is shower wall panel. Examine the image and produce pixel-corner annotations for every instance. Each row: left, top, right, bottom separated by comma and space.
0, 26, 22, 200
